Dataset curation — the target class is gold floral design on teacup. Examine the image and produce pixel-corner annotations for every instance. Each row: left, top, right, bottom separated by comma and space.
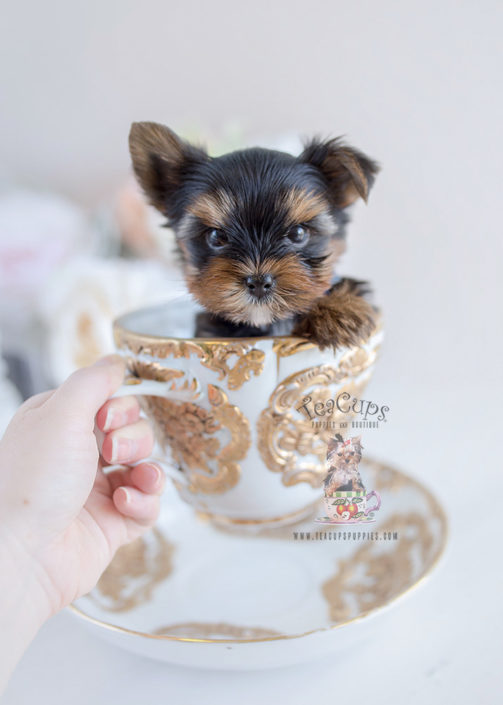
257, 374, 368, 487
256, 343, 379, 487
114, 328, 265, 390
205, 344, 265, 390
272, 338, 316, 357
141, 383, 251, 494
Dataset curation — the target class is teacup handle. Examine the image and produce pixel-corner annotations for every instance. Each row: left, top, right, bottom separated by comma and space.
113, 374, 202, 403
364, 490, 381, 515
131, 454, 190, 488
111, 375, 198, 488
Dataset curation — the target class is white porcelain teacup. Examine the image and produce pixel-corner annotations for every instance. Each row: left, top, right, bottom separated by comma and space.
113, 297, 382, 529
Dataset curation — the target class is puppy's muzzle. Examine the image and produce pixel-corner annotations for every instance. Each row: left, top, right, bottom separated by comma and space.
245, 273, 276, 301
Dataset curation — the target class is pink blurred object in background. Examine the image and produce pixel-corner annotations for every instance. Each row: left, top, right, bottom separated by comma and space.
0, 185, 186, 394
0, 191, 99, 322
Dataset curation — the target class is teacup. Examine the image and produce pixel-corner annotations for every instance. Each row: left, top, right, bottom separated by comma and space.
323, 490, 381, 523
113, 297, 382, 529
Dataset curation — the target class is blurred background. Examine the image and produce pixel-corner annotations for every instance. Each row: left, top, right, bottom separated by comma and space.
0, 0, 501, 491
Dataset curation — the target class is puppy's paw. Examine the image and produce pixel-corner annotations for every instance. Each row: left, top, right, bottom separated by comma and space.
336, 278, 372, 298
292, 278, 377, 350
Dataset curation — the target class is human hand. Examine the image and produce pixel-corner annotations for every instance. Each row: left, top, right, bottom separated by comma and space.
0, 355, 164, 688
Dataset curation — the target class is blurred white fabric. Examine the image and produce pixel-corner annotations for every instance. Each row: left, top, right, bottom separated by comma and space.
0, 190, 104, 330
0, 186, 188, 390
38, 257, 187, 385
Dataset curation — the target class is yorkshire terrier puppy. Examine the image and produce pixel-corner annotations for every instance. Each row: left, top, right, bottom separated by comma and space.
324, 435, 365, 494
129, 122, 379, 348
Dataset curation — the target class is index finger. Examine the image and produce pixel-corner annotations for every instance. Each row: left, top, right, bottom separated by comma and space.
48, 355, 126, 430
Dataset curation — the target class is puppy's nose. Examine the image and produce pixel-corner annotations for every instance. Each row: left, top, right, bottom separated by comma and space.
245, 273, 275, 300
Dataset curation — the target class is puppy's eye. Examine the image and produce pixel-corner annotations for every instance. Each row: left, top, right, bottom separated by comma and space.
206, 228, 228, 249
287, 225, 310, 245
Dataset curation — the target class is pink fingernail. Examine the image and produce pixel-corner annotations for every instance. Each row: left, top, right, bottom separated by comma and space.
111, 436, 138, 463
103, 408, 114, 431
120, 487, 131, 504
144, 464, 161, 484
94, 354, 123, 367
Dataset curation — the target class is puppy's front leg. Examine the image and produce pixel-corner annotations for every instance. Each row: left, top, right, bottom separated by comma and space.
194, 312, 273, 338
292, 278, 377, 350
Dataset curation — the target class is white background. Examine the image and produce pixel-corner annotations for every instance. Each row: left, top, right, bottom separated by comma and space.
1, 1, 502, 703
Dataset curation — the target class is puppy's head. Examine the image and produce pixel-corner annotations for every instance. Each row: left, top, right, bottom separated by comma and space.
328, 436, 363, 468
129, 122, 379, 327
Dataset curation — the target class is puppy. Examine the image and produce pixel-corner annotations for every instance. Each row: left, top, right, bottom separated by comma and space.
129, 122, 379, 348
324, 436, 365, 494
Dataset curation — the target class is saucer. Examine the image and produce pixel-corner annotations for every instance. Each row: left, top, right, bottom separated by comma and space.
70, 458, 447, 669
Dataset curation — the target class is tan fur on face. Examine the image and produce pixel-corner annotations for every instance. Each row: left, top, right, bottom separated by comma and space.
188, 187, 331, 230
185, 253, 336, 325
282, 189, 328, 225
188, 190, 236, 228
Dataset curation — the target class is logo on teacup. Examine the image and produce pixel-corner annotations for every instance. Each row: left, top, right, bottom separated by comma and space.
297, 393, 390, 431
315, 435, 381, 525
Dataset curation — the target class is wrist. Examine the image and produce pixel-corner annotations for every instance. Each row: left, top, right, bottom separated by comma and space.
0, 525, 54, 621
0, 528, 53, 692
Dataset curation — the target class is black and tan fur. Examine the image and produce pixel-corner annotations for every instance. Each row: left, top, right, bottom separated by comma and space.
129, 121, 379, 348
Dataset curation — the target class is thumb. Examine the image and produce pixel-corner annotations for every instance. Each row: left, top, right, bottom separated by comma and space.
48, 355, 126, 430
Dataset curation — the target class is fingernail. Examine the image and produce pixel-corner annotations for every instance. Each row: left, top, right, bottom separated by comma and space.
119, 487, 131, 504
94, 354, 123, 367
111, 436, 138, 463
143, 464, 162, 484
103, 408, 114, 432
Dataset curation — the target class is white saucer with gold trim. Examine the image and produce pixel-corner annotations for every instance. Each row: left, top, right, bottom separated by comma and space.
70, 459, 447, 669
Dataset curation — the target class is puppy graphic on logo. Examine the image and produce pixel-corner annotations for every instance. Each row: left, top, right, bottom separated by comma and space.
323, 435, 365, 495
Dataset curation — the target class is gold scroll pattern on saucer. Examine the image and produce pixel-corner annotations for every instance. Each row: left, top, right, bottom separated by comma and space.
152, 622, 281, 639
322, 511, 436, 622
90, 529, 174, 613
257, 346, 378, 488
114, 329, 265, 390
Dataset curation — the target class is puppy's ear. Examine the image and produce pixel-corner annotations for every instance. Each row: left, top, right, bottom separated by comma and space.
129, 122, 208, 218
300, 138, 379, 208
